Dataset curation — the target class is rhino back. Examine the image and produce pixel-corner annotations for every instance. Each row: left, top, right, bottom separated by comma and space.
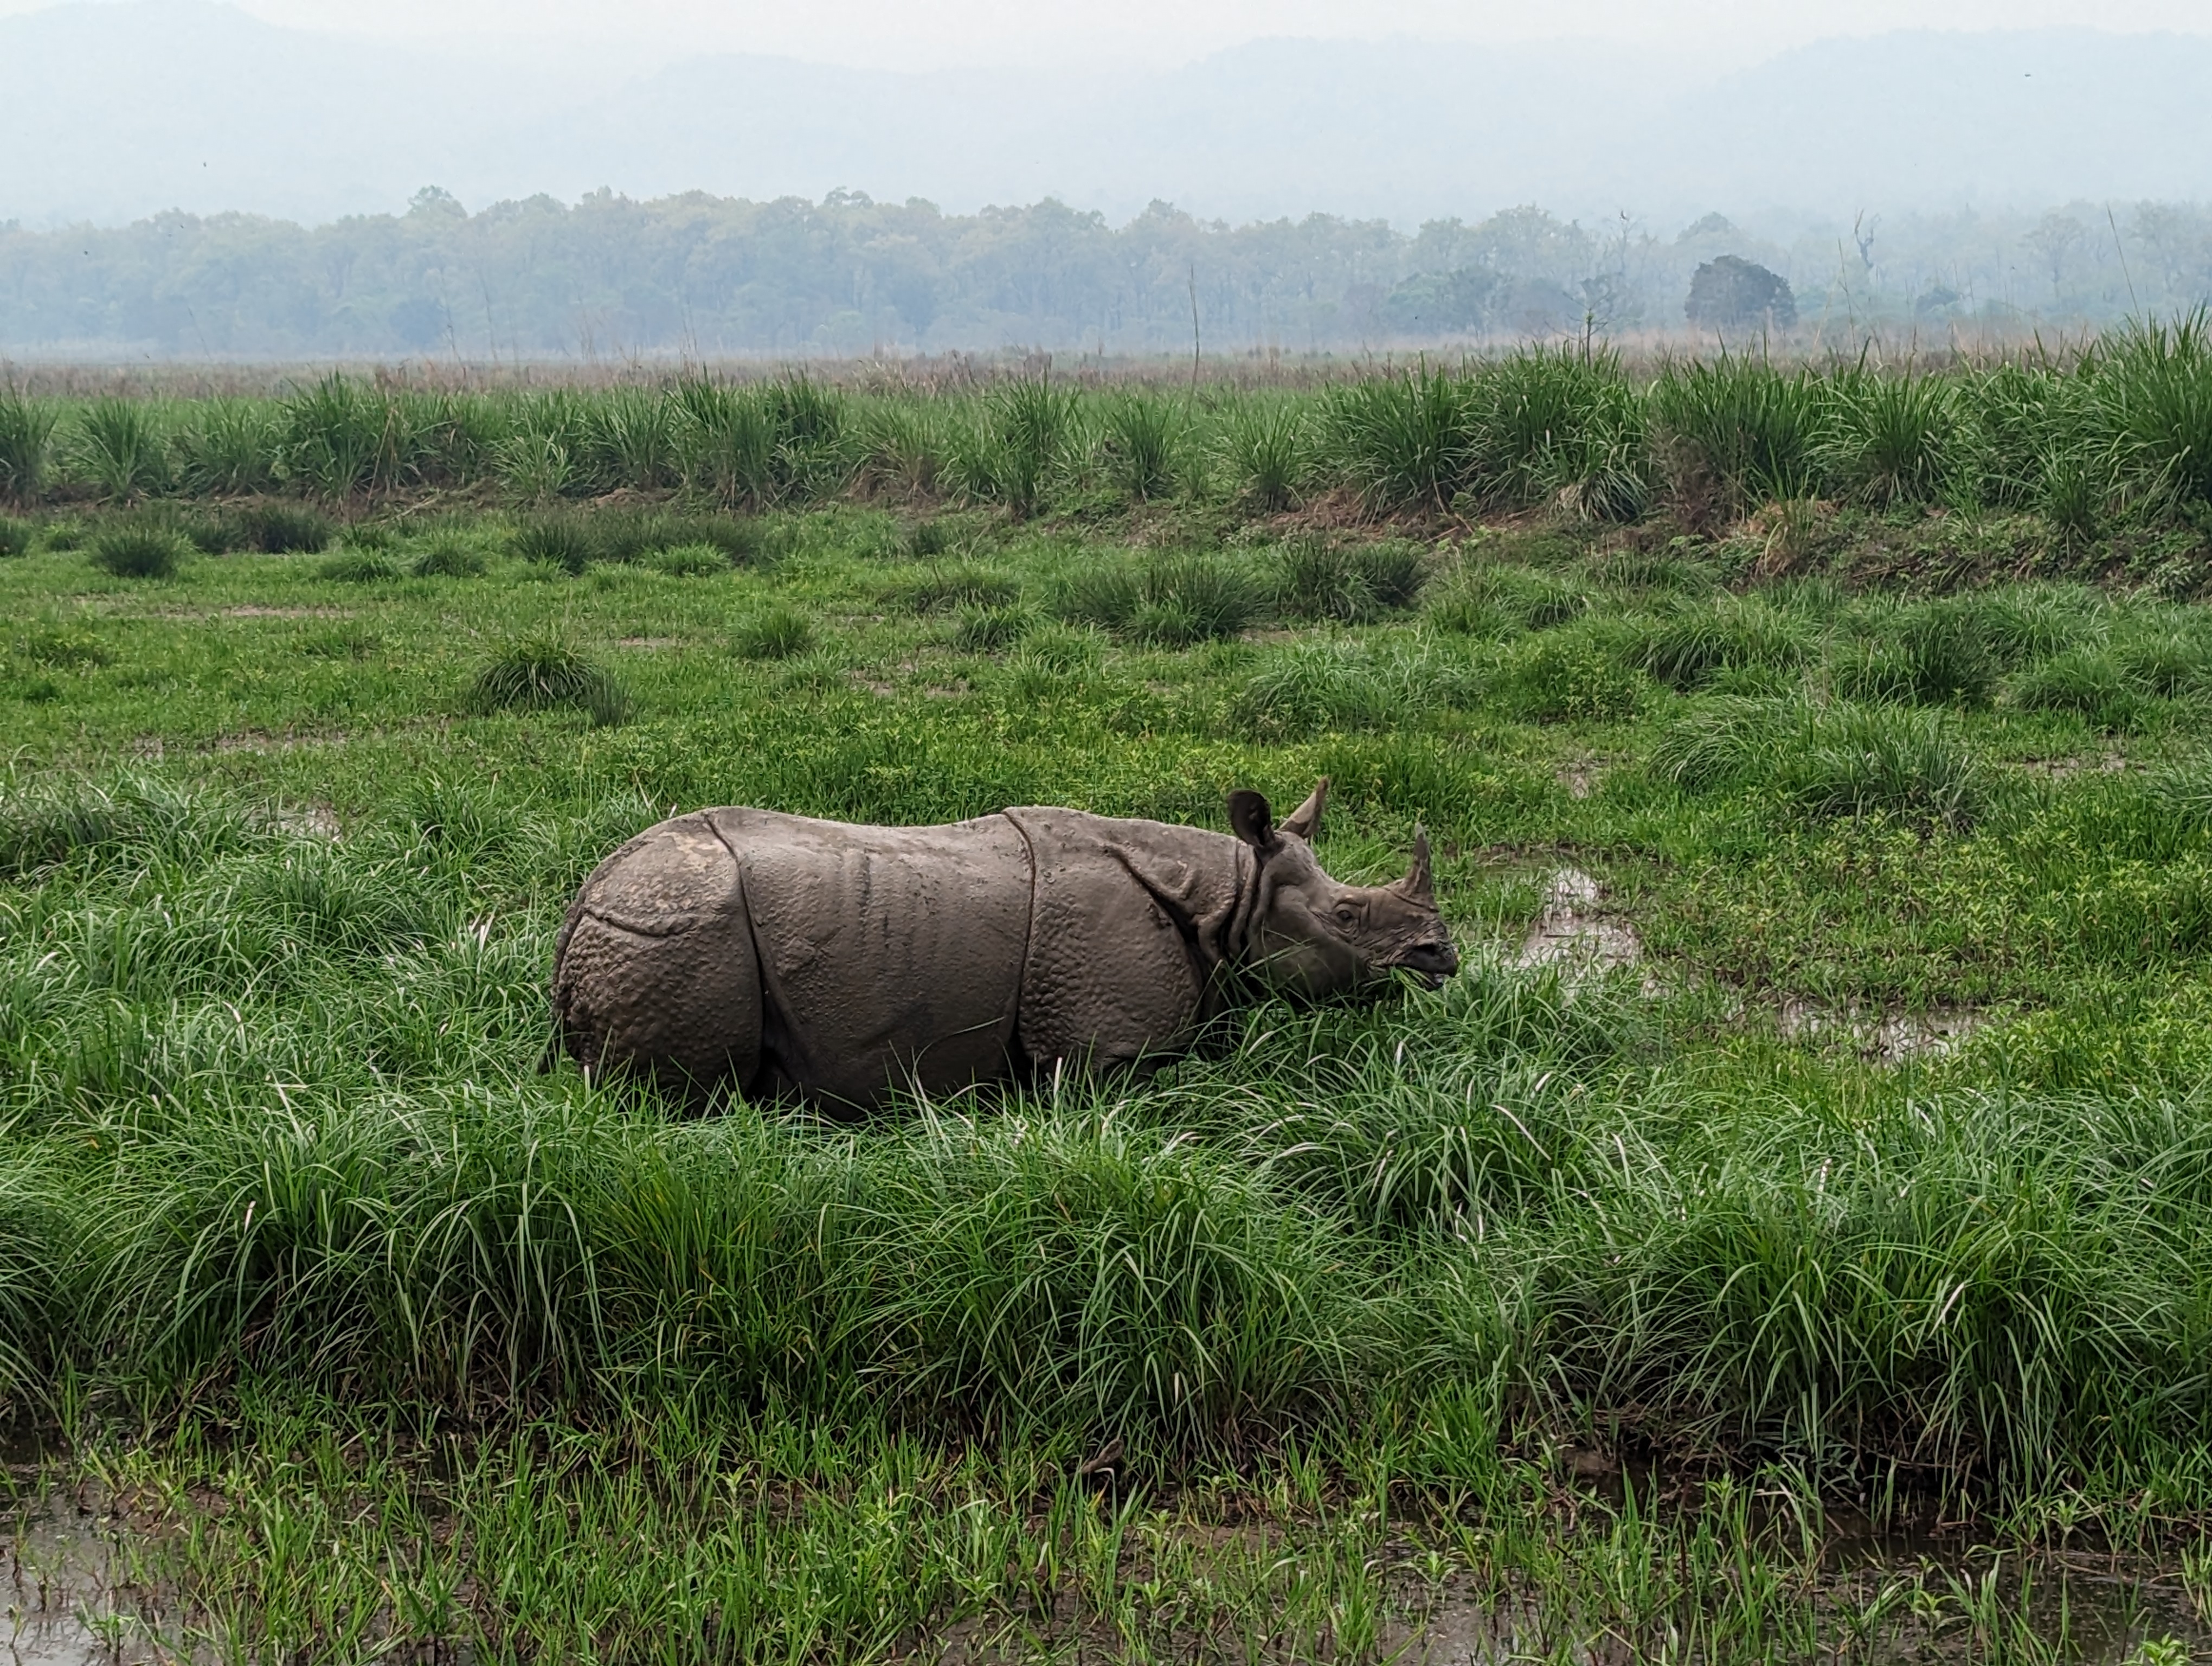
710, 808, 1031, 1107
1002, 809, 1254, 1072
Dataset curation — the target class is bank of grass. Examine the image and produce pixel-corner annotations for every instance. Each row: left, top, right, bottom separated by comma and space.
1, 321, 2211, 556
3, 500, 2212, 1657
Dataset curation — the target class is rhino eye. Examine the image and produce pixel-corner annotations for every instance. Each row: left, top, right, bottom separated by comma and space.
1334, 903, 1359, 926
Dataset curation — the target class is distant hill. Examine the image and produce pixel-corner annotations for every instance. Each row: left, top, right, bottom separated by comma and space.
1666, 30, 2212, 212
4, 2, 2210, 228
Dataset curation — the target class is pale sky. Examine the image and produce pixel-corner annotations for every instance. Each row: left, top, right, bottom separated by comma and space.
8, 0, 2211, 68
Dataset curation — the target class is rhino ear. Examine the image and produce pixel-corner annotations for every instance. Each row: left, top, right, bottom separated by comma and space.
1278, 777, 1330, 841
1396, 826, 1435, 901
1227, 789, 1275, 850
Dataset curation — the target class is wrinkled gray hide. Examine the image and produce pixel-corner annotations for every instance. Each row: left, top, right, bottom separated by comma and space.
550, 781, 1456, 1109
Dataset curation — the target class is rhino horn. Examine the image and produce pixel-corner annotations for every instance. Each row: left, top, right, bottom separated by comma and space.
1393, 826, 1435, 901
1278, 777, 1330, 841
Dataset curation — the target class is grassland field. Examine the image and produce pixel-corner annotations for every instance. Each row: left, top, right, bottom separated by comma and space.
4, 336, 2212, 1659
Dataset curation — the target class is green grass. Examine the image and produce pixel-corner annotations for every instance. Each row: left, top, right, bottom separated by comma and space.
0, 390, 58, 504
69, 396, 171, 502
731, 604, 815, 661
467, 631, 631, 726
958, 376, 1081, 517
320, 547, 403, 582
410, 531, 491, 578
1218, 396, 1310, 511
6, 394, 2212, 1654
1102, 392, 1184, 501
1056, 550, 1261, 645
5, 330, 2211, 552
85, 523, 187, 578
227, 499, 336, 554
1655, 694, 1990, 825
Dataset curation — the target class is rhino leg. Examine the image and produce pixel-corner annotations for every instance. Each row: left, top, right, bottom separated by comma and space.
551, 814, 763, 1097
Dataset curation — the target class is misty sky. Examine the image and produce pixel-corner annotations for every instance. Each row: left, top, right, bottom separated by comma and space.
4, 0, 2209, 66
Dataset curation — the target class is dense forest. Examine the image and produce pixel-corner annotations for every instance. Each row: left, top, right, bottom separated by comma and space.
4, 189, 2211, 360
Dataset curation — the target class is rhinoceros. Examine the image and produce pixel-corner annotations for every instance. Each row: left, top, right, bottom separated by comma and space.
549, 778, 1457, 1108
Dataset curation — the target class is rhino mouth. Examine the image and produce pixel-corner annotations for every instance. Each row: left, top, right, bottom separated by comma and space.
1394, 941, 1460, 989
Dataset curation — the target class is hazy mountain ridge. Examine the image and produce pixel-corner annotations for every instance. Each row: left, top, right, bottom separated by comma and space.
5, 2, 2211, 229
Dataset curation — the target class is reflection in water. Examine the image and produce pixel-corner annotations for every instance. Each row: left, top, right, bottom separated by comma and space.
4, 1460, 2208, 1663
5, 1498, 123, 1666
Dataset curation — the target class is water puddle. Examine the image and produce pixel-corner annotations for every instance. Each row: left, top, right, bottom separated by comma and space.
1383, 1554, 2208, 1663
270, 802, 342, 840
2017, 753, 2129, 780
4, 1438, 2201, 1663
1516, 867, 1645, 981
209, 729, 346, 754
1554, 759, 1603, 801
1780, 999, 1987, 1063
2, 1496, 134, 1665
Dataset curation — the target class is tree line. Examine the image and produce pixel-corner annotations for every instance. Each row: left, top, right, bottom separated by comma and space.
3, 189, 2209, 360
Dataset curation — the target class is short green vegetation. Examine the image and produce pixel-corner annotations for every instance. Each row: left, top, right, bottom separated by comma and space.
3, 342, 2212, 1658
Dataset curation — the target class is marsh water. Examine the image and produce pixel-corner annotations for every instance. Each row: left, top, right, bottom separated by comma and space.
8, 1478, 2203, 1664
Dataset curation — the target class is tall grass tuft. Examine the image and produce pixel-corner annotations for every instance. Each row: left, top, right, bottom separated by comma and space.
1274, 537, 1379, 624
587, 507, 760, 567
2112, 625, 2212, 697
1272, 537, 1428, 623
1468, 347, 1651, 519
228, 502, 336, 554
467, 633, 629, 726
767, 374, 852, 500
2037, 444, 2112, 548
2006, 648, 2145, 729
950, 602, 1033, 653
732, 606, 815, 661
674, 378, 777, 509
0, 390, 58, 504
410, 533, 490, 578
892, 565, 1021, 614
0, 517, 33, 558
858, 401, 953, 499
959, 377, 1080, 517
1825, 369, 1957, 504
513, 514, 598, 575
646, 543, 733, 578
1429, 562, 1591, 636
586, 387, 680, 492
69, 398, 170, 501
1218, 399, 1309, 512
1058, 552, 1260, 645
1327, 365, 1472, 512
1236, 637, 1482, 736
1650, 354, 1826, 515
2099, 309, 2212, 505
1640, 594, 1816, 690
1834, 599, 1999, 707
903, 517, 955, 559
1102, 394, 1184, 502
86, 524, 186, 579
173, 400, 282, 496
280, 374, 415, 499
1656, 695, 1987, 825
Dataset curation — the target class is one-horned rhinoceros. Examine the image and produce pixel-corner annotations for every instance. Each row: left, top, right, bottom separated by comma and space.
549, 778, 1457, 1108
